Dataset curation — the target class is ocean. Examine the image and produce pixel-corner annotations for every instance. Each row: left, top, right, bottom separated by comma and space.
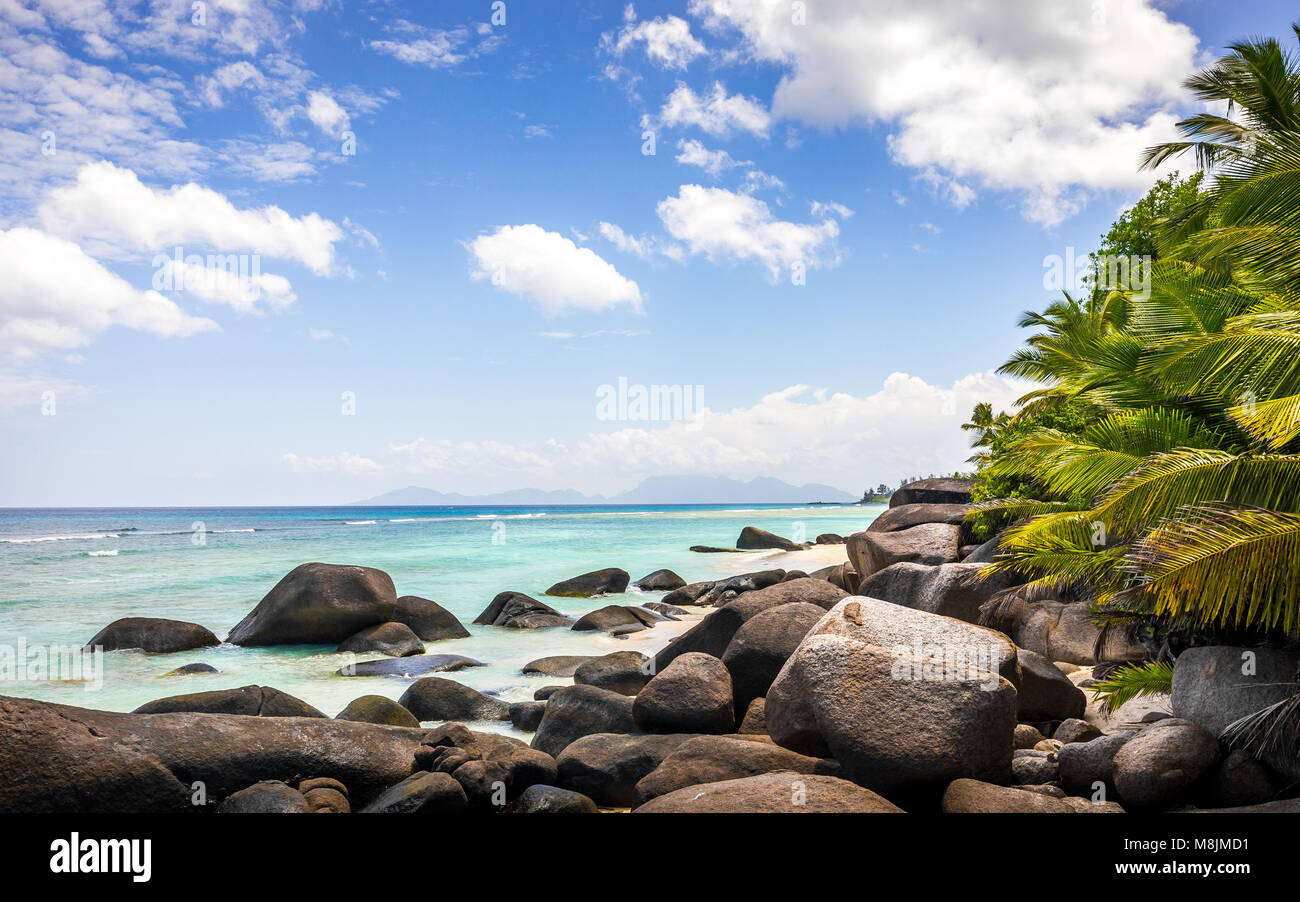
0, 503, 884, 734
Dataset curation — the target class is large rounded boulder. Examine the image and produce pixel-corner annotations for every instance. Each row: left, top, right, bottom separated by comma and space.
633, 652, 734, 734
133, 685, 327, 718
391, 595, 470, 640
1112, 718, 1220, 809
765, 597, 1019, 797
721, 601, 825, 716
573, 651, 651, 695
335, 695, 420, 728
736, 526, 802, 551
866, 503, 971, 534
397, 677, 511, 722
545, 568, 630, 598
846, 523, 961, 579
633, 773, 904, 813
635, 734, 840, 802
889, 477, 974, 507
337, 621, 425, 657
530, 685, 637, 758
84, 617, 219, 654
633, 569, 686, 591
228, 563, 398, 646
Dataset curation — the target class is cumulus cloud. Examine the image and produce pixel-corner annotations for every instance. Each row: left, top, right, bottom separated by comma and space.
282, 452, 382, 475
0, 227, 217, 355
657, 185, 840, 278
674, 138, 745, 176
687, 0, 1198, 224
654, 82, 770, 137
369, 20, 503, 69
305, 90, 350, 135
313, 371, 1031, 495
468, 224, 643, 315
605, 5, 707, 69
156, 258, 296, 313
39, 162, 345, 274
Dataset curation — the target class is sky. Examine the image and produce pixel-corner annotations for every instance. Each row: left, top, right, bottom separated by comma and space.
1, 0, 1296, 506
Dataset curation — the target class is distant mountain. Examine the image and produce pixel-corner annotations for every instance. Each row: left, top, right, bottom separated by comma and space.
350, 475, 856, 506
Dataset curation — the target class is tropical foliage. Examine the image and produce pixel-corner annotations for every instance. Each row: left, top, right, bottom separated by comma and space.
966, 31, 1300, 737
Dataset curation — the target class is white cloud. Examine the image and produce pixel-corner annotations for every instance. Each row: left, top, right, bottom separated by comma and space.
657, 184, 840, 278
468, 224, 643, 315
655, 81, 770, 137
39, 162, 345, 274
596, 221, 682, 261
810, 200, 853, 219
305, 90, 350, 135
332, 371, 1031, 495
369, 20, 503, 69
306, 327, 349, 343
674, 138, 745, 176
688, 0, 1198, 225
606, 6, 707, 69
199, 61, 264, 107
158, 259, 296, 313
0, 227, 217, 355
282, 452, 382, 475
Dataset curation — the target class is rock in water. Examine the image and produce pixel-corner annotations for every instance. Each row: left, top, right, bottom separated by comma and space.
1111, 718, 1220, 810
133, 685, 327, 718
766, 597, 1018, 796
634, 773, 904, 813
337, 621, 425, 657
509, 701, 547, 732
337, 653, 484, 677
545, 568, 630, 597
889, 477, 974, 507
84, 617, 219, 654
391, 595, 470, 640
161, 662, 218, 676
335, 695, 420, 727
633, 569, 686, 591
397, 677, 511, 722
473, 591, 573, 628
227, 562, 398, 646
736, 526, 803, 551
522, 655, 595, 677
571, 605, 648, 633
573, 651, 651, 695
511, 784, 599, 813
633, 652, 735, 734
530, 685, 637, 758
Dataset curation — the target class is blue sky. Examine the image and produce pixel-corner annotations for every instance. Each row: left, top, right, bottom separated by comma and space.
1, 0, 1296, 505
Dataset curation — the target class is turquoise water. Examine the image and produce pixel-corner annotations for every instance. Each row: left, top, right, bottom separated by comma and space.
0, 504, 883, 733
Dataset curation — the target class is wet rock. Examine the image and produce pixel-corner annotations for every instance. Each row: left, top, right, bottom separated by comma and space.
473, 592, 573, 629
161, 662, 218, 676
337, 621, 425, 657
545, 568, 630, 598
397, 678, 511, 722
391, 595, 470, 641
633, 569, 686, 591
85, 617, 219, 654
337, 653, 484, 678
228, 562, 398, 646
522, 655, 595, 678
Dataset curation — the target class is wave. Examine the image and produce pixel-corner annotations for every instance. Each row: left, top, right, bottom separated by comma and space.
212, 528, 255, 533
389, 518, 418, 523
87, 549, 119, 557
345, 520, 377, 526
1, 533, 120, 544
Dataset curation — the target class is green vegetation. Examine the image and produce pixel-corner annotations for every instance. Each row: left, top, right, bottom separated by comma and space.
964, 30, 1300, 733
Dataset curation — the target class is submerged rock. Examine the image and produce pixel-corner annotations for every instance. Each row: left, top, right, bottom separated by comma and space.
337, 653, 485, 678
85, 617, 219, 654
161, 662, 218, 676
522, 655, 595, 677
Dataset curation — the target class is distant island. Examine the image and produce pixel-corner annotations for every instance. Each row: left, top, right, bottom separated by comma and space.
349, 475, 858, 506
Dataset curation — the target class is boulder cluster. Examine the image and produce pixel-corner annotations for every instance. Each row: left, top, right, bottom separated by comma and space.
9, 478, 1296, 813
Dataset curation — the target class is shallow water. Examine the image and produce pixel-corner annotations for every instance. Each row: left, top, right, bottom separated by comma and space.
0, 503, 882, 734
